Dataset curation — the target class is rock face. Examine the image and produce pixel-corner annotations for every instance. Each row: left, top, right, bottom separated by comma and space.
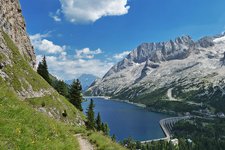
88, 34, 225, 112
0, 0, 35, 66
0, 0, 85, 125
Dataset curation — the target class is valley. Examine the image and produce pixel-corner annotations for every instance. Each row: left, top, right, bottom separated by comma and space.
1, 0, 225, 149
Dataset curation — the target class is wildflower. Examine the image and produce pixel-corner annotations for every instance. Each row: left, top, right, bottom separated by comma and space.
16, 128, 21, 135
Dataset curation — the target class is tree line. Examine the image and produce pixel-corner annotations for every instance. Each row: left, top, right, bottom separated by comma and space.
37, 56, 83, 111
37, 56, 111, 137
86, 99, 110, 136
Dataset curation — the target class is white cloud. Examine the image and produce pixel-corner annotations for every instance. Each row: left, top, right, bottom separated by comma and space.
49, 9, 62, 22
30, 33, 66, 54
32, 33, 114, 80
76, 48, 102, 59
51, 15, 62, 22
113, 50, 130, 60
59, 0, 130, 23
37, 54, 114, 80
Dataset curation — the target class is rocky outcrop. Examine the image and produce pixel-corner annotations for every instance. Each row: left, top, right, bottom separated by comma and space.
104, 36, 194, 78
0, 0, 85, 127
0, 0, 36, 66
88, 34, 225, 111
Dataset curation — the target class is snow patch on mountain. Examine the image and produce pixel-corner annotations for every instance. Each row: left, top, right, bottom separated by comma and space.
88, 34, 225, 107
213, 35, 225, 43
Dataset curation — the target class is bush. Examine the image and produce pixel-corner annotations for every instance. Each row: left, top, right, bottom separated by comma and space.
41, 101, 45, 107
62, 110, 67, 117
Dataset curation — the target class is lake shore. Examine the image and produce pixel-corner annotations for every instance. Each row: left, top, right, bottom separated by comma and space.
84, 96, 176, 115
84, 96, 147, 108
82, 96, 169, 141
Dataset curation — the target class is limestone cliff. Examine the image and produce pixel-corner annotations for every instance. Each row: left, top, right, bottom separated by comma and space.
0, 0, 35, 66
0, 0, 84, 125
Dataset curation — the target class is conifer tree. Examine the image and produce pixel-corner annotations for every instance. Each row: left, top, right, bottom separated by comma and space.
111, 134, 116, 142
96, 112, 102, 131
103, 123, 110, 136
55, 80, 68, 97
37, 62, 43, 75
101, 122, 110, 136
37, 56, 51, 85
86, 99, 95, 130
101, 122, 105, 132
69, 79, 83, 111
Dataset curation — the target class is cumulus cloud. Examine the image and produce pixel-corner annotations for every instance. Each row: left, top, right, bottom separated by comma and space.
30, 33, 66, 54
59, 0, 130, 23
33, 33, 113, 80
113, 50, 130, 60
76, 48, 102, 59
37, 54, 113, 80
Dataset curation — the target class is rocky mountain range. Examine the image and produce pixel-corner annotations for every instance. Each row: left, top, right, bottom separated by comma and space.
88, 34, 225, 112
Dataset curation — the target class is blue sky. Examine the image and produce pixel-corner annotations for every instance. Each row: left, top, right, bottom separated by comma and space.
20, 0, 225, 80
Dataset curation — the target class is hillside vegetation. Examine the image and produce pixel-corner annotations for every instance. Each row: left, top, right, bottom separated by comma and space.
0, 80, 80, 149
0, 30, 126, 149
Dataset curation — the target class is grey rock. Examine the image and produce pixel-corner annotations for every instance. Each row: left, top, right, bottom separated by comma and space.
196, 37, 215, 48
88, 34, 225, 103
0, 0, 36, 66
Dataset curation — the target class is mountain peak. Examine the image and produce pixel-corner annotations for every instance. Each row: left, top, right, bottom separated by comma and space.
174, 35, 192, 44
88, 33, 225, 108
104, 35, 195, 78
128, 35, 194, 64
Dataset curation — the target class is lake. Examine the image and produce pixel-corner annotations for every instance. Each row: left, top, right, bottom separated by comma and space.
82, 97, 169, 141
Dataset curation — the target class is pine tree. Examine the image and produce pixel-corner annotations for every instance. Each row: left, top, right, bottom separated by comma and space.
101, 122, 105, 132
103, 123, 110, 136
37, 62, 43, 75
69, 79, 83, 111
86, 99, 95, 130
111, 134, 116, 142
101, 122, 110, 136
95, 112, 102, 131
37, 56, 51, 85
55, 80, 68, 97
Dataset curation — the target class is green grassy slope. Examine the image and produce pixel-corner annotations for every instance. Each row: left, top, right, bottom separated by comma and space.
0, 80, 80, 149
0, 30, 126, 149
87, 132, 126, 150
0, 30, 84, 124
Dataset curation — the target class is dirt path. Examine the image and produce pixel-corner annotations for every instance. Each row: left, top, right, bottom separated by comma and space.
76, 134, 94, 150
167, 88, 180, 101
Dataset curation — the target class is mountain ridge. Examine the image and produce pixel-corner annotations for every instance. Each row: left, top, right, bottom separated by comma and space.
88, 34, 225, 113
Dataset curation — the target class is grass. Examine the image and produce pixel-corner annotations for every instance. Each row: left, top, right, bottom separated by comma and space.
26, 93, 86, 123
1, 30, 85, 123
0, 80, 80, 149
1, 30, 49, 92
0, 30, 127, 149
86, 132, 127, 150
0, 81, 126, 149
0, 80, 126, 149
